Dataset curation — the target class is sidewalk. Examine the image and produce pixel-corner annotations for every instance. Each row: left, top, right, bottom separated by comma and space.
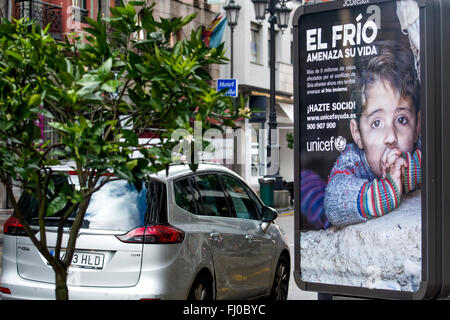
274, 204, 294, 215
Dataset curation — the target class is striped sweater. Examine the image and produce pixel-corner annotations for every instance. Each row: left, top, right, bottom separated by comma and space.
324, 143, 421, 227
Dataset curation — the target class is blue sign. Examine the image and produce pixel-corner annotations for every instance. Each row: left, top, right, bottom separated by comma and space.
217, 79, 238, 97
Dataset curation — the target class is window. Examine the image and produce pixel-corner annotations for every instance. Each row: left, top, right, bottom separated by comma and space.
203, 0, 211, 11
146, 180, 167, 225
81, 179, 149, 231
221, 175, 259, 220
250, 23, 261, 64
73, 0, 88, 23
73, 0, 86, 9
245, 185, 263, 219
20, 176, 151, 231
250, 122, 266, 177
195, 174, 231, 217
174, 177, 201, 215
98, 0, 109, 18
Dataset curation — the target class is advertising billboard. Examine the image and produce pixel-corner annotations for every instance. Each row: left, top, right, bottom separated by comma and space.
293, 0, 449, 299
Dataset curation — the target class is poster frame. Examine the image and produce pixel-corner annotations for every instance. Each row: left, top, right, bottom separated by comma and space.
438, 0, 450, 299
292, 0, 445, 299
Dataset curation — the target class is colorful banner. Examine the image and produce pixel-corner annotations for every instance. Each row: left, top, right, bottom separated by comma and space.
202, 13, 227, 48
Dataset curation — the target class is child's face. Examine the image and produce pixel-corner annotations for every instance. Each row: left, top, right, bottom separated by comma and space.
350, 79, 420, 178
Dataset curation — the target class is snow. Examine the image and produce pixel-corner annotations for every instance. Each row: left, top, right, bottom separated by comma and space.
300, 190, 422, 292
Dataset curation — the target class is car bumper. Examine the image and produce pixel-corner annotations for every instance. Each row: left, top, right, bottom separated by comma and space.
1, 268, 187, 300
0, 234, 213, 300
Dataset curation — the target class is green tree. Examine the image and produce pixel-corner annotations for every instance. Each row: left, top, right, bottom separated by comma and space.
286, 132, 294, 150
0, 1, 242, 299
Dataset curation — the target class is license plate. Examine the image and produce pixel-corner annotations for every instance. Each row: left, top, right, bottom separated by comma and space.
50, 251, 105, 270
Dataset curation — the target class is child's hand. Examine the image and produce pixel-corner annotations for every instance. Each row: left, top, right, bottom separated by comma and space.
387, 156, 408, 195
380, 147, 402, 178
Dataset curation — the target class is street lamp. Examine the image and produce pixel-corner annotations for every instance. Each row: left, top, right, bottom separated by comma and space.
251, 0, 292, 189
223, 0, 241, 78
275, 2, 291, 31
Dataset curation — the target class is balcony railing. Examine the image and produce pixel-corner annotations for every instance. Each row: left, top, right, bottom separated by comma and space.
72, 6, 88, 24
14, 0, 62, 40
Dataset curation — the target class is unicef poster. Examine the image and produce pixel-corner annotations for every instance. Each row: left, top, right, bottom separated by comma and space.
297, 0, 423, 292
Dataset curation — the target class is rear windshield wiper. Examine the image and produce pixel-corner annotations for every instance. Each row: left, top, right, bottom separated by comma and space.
30, 217, 90, 228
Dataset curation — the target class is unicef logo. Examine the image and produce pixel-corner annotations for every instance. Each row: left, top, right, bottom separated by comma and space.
334, 136, 346, 152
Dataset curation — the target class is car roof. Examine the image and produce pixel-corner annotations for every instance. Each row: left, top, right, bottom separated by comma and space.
50, 162, 241, 183
152, 163, 239, 182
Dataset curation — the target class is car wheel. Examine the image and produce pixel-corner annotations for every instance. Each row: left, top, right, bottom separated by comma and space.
188, 274, 212, 300
270, 255, 289, 300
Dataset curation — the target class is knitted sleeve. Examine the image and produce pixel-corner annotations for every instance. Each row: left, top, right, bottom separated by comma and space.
401, 149, 421, 193
324, 144, 372, 226
357, 173, 401, 220
356, 148, 421, 220
324, 146, 421, 226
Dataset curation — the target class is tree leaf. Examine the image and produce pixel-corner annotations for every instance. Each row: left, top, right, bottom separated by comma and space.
126, 159, 138, 170
128, 1, 145, 6
101, 79, 121, 93
30, 107, 55, 119
120, 129, 138, 145
48, 122, 69, 133
28, 94, 42, 108
115, 167, 133, 181
6, 50, 24, 62
98, 57, 112, 79
47, 194, 68, 217
149, 97, 163, 112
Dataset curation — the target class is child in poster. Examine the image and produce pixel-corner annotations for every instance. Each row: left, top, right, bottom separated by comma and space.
323, 40, 421, 227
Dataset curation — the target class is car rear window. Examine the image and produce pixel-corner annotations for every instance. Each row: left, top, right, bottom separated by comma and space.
17, 174, 166, 232
83, 179, 148, 231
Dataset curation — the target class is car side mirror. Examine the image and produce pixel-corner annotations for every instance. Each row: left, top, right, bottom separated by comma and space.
262, 206, 278, 222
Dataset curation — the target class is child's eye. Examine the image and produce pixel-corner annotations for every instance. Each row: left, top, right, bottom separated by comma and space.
397, 116, 408, 125
371, 120, 382, 128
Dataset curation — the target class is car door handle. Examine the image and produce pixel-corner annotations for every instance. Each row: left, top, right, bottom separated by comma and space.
209, 232, 220, 241
246, 234, 261, 242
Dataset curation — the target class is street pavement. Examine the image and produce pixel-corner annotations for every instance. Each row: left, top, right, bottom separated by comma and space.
0, 208, 317, 300
276, 210, 318, 300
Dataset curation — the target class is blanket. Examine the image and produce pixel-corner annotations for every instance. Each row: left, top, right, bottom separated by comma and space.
300, 190, 421, 291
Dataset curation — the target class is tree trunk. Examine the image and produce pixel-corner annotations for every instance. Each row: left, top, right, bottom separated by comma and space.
55, 267, 69, 300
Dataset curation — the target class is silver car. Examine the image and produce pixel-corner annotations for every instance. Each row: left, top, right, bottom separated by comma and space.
0, 163, 290, 300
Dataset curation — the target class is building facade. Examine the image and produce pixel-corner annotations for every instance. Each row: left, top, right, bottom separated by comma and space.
0, 0, 317, 207
218, 0, 304, 188
0, 0, 106, 207
0, 0, 222, 208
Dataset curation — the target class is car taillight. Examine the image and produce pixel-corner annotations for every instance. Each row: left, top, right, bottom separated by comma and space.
0, 287, 11, 295
116, 224, 185, 244
3, 216, 27, 236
